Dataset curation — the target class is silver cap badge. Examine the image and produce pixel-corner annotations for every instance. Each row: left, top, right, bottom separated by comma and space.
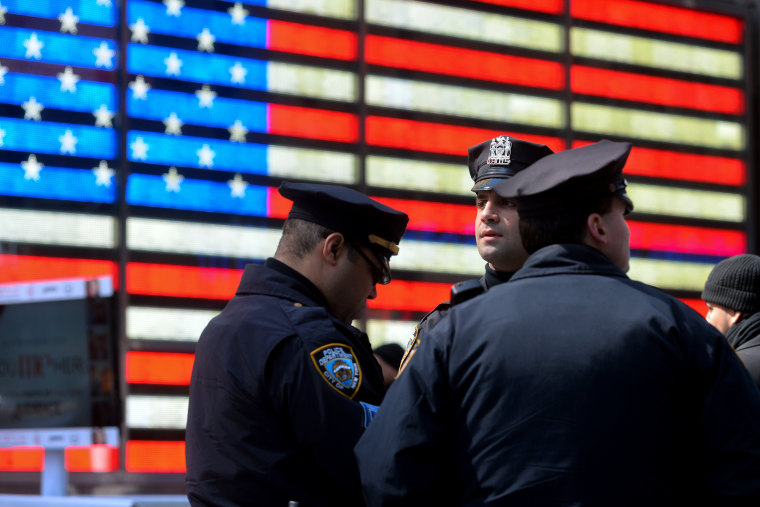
487, 135, 512, 166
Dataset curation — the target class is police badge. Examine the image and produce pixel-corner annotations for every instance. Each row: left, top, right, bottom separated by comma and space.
487, 135, 512, 166
310, 343, 362, 399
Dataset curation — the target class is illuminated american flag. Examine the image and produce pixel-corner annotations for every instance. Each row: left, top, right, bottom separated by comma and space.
0, 0, 753, 477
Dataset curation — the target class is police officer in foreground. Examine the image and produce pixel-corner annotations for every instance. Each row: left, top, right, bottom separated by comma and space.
397, 135, 552, 374
186, 182, 408, 506
356, 141, 760, 505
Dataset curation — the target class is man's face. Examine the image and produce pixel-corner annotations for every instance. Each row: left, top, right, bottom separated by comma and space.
705, 302, 736, 335
474, 189, 529, 272
598, 197, 631, 272
330, 243, 379, 324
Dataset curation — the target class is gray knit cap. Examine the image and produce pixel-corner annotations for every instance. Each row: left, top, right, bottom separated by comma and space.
701, 254, 760, 313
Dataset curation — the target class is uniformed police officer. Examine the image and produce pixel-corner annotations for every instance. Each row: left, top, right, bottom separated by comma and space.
355, 140, 760, 505
397, 135, 552, 374
186, 182, 408, 506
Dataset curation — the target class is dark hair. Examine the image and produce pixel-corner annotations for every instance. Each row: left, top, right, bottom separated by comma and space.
276, 218, 360, 262
519, 195, 615, 254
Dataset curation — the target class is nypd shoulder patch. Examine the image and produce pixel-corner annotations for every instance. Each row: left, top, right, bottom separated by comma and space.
310, 343, 362, 399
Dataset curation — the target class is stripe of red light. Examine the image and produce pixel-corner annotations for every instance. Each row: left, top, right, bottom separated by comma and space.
267, 20, 357, 60
571, 0, 743, 44
366, 116, 566, 154
572, 142, 746, 186
572, 66, 745, 115
365, 35, 565, 90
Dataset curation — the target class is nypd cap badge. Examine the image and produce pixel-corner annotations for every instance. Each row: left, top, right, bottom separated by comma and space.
310, 343, 362, 399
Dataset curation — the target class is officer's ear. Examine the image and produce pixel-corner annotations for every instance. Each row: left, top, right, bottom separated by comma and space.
322, 232, 346, 265
585, 212, 607, 247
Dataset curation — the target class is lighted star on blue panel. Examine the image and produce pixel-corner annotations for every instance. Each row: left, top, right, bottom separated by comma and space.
0, 161, 117, 203
128, 0, 267, 48
127, 44, 266, 89
0, 27, 117, 69
127, 131, 268, 173
127, 88, 267, 131
3, 73, 116, 113
2, 0, 116, 26
126, 173, 268, 215
0, 118, 116, 158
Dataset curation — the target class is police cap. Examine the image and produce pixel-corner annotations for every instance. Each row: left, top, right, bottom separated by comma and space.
278, 182, 409, 283
469, 135, 554, 192
493, 140, 634, 217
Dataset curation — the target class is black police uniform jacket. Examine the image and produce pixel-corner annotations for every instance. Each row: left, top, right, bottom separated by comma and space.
355, 244, 760, 506
186, 258, 385, 507
398, 265, 513, 374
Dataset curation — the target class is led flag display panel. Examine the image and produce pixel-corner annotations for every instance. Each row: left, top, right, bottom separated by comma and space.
0, 0, 754, 479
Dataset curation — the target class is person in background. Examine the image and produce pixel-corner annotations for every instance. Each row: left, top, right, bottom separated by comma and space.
702, 253, 760, 388
373, 343, 404, 387
397, 135, 552, 374
355, 141, 760, 506
186, 182, 408, 507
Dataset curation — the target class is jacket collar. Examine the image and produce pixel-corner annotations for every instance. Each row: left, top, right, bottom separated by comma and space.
236, 258, 329, 308
726, 311, 760, 350
511, 243, 629, 282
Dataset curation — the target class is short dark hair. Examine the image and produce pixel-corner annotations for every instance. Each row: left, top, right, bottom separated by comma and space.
276, 218, 361, 263
519, 195, 615, 254
276, 218, 331, 258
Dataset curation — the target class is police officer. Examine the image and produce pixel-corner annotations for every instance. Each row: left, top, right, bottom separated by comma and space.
355, 141, 760, 505
186, 182, 408, 506
398, 135, 552, 374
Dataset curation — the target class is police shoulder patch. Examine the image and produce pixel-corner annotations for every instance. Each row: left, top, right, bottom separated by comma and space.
310, 343, 363, 399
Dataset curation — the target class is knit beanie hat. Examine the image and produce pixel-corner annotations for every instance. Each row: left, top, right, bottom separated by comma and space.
701, 254, 760, 313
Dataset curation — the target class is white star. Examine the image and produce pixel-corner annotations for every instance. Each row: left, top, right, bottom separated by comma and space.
164, 0, 184, 17
129, 75, 150, 99
93, 104, 114, 127
228, 120, 248, 142
195, 85, 216, 108
0, 63, 8, 85
164, 52, 182, 76
130, 136, 149, 160
59, 129, 78, 154
58, 7, 79, 34
57, 66, 79, 93
22, 96, 44, 120
0, 128, 5, 147
0, 3, 7, 25
96, 0, 112, 6
93, 41, 115, 68
197, 28, 215, 52
197, 144, 215, 168
163, 112, 183, 135
93, 160, 115, 187
162, 167, 183, 192
228, 3, 248, 25
228, 173, 248, 198
130, 18, 150, 43
21, 154, 43, 181
229, 62, 247, 84
23, 33, 44, 60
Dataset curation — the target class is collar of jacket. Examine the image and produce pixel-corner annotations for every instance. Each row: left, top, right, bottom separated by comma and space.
235, 258, 330, 309
726, 311, 760, 350
482, 263, 515, 289
510, 243, 629, 282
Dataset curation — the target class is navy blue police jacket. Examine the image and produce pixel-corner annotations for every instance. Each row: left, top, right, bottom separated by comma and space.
186, 258, 385, 507
399, 265, 513, 374
355, 244, 760, 506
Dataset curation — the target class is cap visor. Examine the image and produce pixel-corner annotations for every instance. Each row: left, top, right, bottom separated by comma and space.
471, 177, 503, 192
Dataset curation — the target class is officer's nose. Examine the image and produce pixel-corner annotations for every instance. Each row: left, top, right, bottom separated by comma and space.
481, 200, 498, 222
367, 285, 377, 300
